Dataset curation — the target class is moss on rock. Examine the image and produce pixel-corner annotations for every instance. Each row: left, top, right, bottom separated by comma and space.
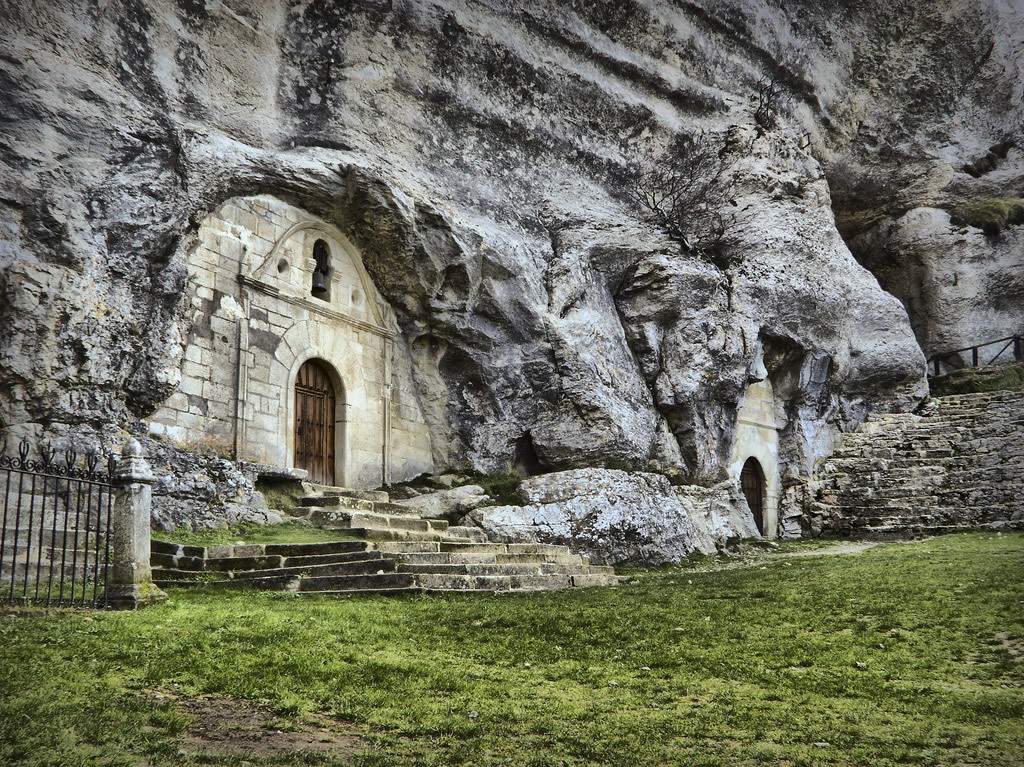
947, 197, 1024, 236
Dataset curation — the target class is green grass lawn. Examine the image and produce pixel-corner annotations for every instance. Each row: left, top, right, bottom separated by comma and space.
1, 533, 1022, 766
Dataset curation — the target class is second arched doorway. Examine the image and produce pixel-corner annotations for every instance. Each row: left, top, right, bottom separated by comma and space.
740, 457, 766, 535
294, 359, 338, 485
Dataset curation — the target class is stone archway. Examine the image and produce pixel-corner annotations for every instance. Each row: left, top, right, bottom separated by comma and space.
729, 379, 782, 538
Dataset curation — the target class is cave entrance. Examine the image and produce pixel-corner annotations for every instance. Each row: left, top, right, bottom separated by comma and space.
740, 457, 766, 535
294, 359, 338, 486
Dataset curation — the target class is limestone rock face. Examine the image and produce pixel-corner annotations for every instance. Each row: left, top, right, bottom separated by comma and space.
141, 437, 282, 532
1, 0, 1018, 536
822, 0, 1024, 360
849, 208, 1024, 364
465, 468, 758, 565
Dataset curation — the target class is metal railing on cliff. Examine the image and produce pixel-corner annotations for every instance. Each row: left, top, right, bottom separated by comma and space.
927, 334, 1023, 377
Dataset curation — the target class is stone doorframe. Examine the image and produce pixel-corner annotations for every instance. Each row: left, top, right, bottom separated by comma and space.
231, 214, 397, 488
285, 352, 349, 488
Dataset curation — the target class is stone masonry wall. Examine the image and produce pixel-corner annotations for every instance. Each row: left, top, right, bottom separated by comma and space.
728, 378, 781, 538
148, 195, 433, 489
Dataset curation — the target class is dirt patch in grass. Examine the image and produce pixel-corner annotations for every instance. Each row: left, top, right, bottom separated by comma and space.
992, 632, 1024, 664
149, 689, 365, 759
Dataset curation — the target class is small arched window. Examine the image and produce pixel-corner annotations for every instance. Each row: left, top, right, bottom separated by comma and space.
311, 238, 331, 300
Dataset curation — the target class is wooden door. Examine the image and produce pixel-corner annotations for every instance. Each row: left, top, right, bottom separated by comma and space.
294, 360, 336, 486
740, 457, 765, 535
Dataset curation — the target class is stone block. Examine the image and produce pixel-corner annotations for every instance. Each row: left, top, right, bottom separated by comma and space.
162, 392, 189, 413
179, 376, 204, 396
182, 360, 210, 381
202, 380, 233, 404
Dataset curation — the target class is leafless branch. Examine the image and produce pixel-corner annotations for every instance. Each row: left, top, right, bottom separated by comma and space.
612, 132, 735, 266
754, 71, 790, 132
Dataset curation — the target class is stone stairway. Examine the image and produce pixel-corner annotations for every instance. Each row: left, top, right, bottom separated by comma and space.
285, 485, 488, 543
809, 388, 1024, 537
151, 485, 618, 594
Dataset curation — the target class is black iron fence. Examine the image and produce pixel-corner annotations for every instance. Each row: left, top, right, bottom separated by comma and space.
0, 440, 114, 608
927, 334, 1023, 377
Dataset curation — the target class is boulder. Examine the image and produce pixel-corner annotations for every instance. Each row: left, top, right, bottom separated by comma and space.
464, 469, 758, 565
143, 436, 276, 532
394, 484, 491, 519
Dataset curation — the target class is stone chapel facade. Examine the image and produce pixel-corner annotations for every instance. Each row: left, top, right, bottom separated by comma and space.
728, 379, 781, 539
148, 195, 434, 489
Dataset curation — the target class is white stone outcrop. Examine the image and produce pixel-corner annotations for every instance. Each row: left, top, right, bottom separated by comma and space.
394, 484, 492, 519
464, 469, 759, 565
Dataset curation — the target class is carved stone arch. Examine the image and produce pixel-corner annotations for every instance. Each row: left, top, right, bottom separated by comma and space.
250, 219, 388, 329
729, 378, 782, 538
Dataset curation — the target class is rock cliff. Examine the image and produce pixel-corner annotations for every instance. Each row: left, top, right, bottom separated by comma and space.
1, 1, 1020, 539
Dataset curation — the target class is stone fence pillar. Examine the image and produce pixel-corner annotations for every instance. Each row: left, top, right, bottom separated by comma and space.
105, 439, 166, 609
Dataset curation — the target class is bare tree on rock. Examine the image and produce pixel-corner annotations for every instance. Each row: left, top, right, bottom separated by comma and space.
612, 131, 736, 269
752, 43, 809, 134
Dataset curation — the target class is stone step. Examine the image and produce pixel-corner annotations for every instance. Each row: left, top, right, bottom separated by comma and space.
155, 569, 620, 594
156, 571, 418, 592
262, 541, 371, 557
320, 488, 391, 504
150, 549, 383, 572
304, 509, 446, 534
297, 495, 375, 511
295, 572, 417, 591
153, 557, 395, 583
295, 495, 426, 518
366, 541, 442, 553
413, 572, 573, 591
326, 527, 449, 542
391, 551, 588, 566
148, 536, 615, 596
371, 501, 428, 516
445, 526, 488, 542
151, 539, 372, 560
437, 542, 574, 555
411, 572, 618, 591
813, 504, 1011, 522
832, 483, 1022, 503
396, 562, 587, 576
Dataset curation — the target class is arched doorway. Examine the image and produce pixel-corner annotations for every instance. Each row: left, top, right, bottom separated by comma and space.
740, 457, 766, 535
294, 359, 337, 485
